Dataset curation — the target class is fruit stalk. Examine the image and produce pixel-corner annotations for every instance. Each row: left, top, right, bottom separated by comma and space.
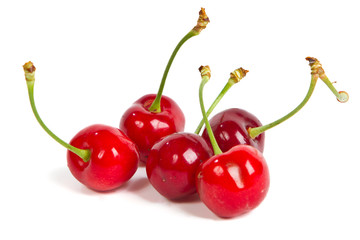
148, 8, 210, 113
23, 61, 91, 162
248, 57, 348, 139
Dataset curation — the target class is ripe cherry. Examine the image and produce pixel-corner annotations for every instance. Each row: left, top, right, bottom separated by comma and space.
196, 144, 270, 218
199, 57, 348, 153
24, 62, 139, 191
146, 132, 212, 200
120, 94, 184, 162
201, 108, 264, 153
196, 65, 270, 218
120, 8, 210, 163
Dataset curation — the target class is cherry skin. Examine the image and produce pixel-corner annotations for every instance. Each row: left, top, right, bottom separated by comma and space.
67, 124, 140, 191
120, 94, 185, 163
146, 132, 212, 200
196, 144, 270, 218
201, 108, 265, 153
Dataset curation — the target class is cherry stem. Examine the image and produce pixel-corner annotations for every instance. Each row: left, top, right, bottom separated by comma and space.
199, 66, 222, 155
148, 8, 210, 113
23, 62, 91, 162
248, 57, 349, 139
194, 67, 248, 134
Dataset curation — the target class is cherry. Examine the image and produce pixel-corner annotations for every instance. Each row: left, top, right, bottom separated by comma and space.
196, 65, 270, 218
23, 62, 139, 191
120, 8, 210, 163
120, 94, 185, 162
199, 57, 348, 153
196, 144, 270, 218
146, 132, 212, 200
67, 124, 139, 191
201, 108, 265, 153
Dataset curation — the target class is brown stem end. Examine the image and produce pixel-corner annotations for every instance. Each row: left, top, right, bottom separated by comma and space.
230, 67, 249, 83
305, 57, 325, 77
192, 8, 210, 34
23, 61, 36, 82
199, 65, 211, 79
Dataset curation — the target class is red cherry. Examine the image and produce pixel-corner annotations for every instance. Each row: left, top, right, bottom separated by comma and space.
67, 124, 139, 191
196, 144, 270, 218
146, 132, 212, 200
120, 94, 185, 163
201, 108, 265, 153
24, 62, 139, 192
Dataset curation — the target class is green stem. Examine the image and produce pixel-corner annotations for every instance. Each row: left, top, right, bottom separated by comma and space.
249, 56, 349, 139
148, 30, 197, 113
199, 66, 222, 155
24, 64, 91, 162
195, 81, 234, 134
248, 74, 319, 139
148, 8, 210, 113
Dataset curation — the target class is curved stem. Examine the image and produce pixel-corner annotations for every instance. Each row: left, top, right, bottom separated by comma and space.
248, 56, 349, 139
148, 31, 197, 112
199, 66, 222, 155
148, 8, 210, 113
24, 62, 91, 162
248, 74, 318, 139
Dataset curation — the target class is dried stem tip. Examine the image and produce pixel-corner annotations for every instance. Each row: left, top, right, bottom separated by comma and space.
230, 67, 249, 83
199, 65, 211, 79
305, 57, 324, 76
192, 8, 210, 34
23, 61, 36, 82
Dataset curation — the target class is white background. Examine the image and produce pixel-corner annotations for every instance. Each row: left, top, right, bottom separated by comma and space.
1, 0, 359, 239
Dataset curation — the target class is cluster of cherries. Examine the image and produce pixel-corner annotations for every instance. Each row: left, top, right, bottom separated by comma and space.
24, 8, 348, 218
